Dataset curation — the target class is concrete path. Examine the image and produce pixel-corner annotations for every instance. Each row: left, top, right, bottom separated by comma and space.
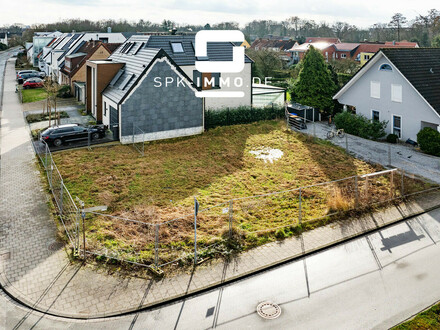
1, 54, 440, 324
302, 122, 440, 184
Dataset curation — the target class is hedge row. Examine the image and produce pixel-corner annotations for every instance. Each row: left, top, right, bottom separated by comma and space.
334, 111, 387, 140
204, 105, 285, 130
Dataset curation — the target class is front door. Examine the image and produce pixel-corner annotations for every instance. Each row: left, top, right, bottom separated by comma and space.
109, 106, 119, 141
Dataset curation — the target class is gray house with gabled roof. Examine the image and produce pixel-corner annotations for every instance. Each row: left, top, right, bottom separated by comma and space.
334, 48, 440, 142
86, 34, 252, 143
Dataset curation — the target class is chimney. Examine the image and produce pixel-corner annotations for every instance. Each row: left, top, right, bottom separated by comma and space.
171, 27, 177, 35
107, 27, 112, 33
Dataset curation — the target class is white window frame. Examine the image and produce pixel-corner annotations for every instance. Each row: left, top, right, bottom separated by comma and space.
379, 63, 393, 72
391, 84, 402, 103
371, 109, 380, 121
392, 114, 402, 138
341, 53, 347, 59
370, 81, 381, 99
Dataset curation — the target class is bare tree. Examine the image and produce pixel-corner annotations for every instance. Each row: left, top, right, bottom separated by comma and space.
43, 77, 60, 127
389, 13, 407, 41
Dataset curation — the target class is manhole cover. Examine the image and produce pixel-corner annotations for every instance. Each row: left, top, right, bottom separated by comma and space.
47, 242, 64, 251
256, 302, 281, 319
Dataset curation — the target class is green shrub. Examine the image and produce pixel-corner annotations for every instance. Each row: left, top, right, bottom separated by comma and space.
57, 85, 72, 98
417, 127, 440, 156
26, 111, 69, 123
204, 105, 285, 129
334, 111, 387, 140
386, 133, 399, 144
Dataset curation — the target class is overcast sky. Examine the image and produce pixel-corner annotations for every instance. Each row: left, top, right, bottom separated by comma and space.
1, 0, 439, 28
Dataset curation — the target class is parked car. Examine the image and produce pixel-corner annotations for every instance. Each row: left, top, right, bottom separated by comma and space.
16, 69, 39, 80
17, 71, 41, 84
40, 124, 106, 147
23, 77, 44, 89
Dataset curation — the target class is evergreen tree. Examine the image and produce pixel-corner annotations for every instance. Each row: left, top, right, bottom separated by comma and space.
293, 46, 337, 114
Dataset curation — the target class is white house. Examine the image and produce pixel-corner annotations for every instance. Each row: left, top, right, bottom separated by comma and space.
334, 48, 440, 142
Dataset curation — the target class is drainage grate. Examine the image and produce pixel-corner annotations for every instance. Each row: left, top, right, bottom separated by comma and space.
256, 302, 281, 320
47, 242, 64, 251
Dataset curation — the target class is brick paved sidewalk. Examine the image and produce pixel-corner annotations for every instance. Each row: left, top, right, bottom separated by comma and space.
1, 58, 440, 319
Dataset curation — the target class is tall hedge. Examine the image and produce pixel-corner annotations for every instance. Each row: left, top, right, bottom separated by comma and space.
417, 127, 440, 156
204, 105, 285, 130
334, 111, 387, 140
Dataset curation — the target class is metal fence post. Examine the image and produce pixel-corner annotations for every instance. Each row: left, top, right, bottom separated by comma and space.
194, 197, 198, 265
390, 170, 394, 199
388, 145, 391, 166
132, 122, 135, 145
401, 168, 405, 197
154, 224, 159, 268
75, 208, 80, 256
229, 199, 233, 238
142, 131, 145, 156
298, 188, 302, 224
49, 162, 53, 189
365, 176, 370, 202
45, 143, 48, 169
59, 179, 64, 215
354, 176, 359, 207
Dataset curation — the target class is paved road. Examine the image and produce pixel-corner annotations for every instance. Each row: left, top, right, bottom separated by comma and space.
302, 122, 440, 184
1, 208, 440, 329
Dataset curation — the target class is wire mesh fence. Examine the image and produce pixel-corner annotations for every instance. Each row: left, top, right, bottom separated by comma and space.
132, 123, 145, 156
35, 142, 81, 252
33, 140, 439, 271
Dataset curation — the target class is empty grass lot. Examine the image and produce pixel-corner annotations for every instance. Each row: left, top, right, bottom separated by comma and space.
21, 88, 47, 103
52, 120, 428, 265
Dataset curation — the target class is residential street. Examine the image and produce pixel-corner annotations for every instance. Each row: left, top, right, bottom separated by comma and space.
303, 122, 440, 184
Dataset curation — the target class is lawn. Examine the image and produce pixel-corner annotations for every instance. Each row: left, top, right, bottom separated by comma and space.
22, 88, 47, 103
393, 301, 440, 329
52, 120, 424, 266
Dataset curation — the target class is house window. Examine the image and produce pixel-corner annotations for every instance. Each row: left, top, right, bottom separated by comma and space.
372, 110, 380, 122
104, 102, 107, 116
171, 42, 184, 53
391, 84, 402, 102
364, 54, 371, 60
370, 81, 381, 99
341, 54, 347, 59
393, 115, 402, 138
193, 70, 220, 90
379, 64, 392, 71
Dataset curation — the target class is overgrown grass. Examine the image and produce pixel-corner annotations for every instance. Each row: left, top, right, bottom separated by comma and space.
51, 120, 429, 266
393, 301, 440, 329
22, 88, 47, 103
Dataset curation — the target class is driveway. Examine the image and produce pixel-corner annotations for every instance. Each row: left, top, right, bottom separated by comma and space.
301, 122, 440, 184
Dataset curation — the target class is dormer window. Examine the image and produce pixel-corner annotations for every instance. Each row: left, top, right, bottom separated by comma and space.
171, 42, 184, 53
379, 64, 392, 71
